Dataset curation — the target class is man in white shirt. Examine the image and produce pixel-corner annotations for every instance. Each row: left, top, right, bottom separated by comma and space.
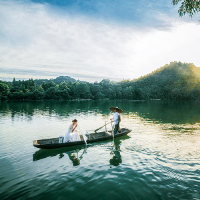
112, 108, 120, 135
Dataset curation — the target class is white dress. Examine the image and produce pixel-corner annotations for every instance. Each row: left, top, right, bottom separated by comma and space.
64, 127, 71, 143
64, 124, 81, 142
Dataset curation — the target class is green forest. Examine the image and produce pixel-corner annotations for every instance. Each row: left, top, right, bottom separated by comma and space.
1, 62, 200, 101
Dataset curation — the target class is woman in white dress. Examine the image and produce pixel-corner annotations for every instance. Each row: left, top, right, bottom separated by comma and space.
64, 119, 81, 142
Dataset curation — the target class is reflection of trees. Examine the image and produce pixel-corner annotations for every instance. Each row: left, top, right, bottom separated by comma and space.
2, 100, 200, 124
0, 100, 114, 120
0, 101, 36, 121
125, 101, 200, 124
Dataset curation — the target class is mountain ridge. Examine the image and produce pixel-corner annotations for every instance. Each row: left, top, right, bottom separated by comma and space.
34, 76, 77, 86
1, 61, 200, 100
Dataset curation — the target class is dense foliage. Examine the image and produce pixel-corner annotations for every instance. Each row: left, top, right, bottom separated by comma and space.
1, 62, 200, 101
172, 0, 200, 17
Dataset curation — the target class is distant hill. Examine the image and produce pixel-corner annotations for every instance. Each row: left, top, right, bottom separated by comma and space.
34, 76, 76, 86
138, 61, 200, 81
33, 62, 200, 100
1, 61, 200, 101
132, 62, 200, 99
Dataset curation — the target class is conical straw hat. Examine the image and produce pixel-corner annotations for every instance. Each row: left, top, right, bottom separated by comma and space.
110, 107, 123, 113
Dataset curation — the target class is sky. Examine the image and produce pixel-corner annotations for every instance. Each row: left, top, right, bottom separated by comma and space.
0, 0, 200, 82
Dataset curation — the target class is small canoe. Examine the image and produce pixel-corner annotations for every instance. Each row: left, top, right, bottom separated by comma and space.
33, 128, 132, 149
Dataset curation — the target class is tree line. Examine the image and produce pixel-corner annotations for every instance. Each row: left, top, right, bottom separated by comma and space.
1, 62, 200, 101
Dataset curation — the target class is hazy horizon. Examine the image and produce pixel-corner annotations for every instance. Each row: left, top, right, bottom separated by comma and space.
2, 61, 199, 83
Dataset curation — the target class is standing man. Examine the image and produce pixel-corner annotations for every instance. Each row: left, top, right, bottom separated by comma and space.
110, 107, 123, 135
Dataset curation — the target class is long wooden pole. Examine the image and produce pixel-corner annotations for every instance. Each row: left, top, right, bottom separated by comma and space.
94, 121, 111, 133
111, 121, 115, 147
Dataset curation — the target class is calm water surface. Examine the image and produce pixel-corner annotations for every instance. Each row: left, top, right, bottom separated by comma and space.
0, 100, 200, 200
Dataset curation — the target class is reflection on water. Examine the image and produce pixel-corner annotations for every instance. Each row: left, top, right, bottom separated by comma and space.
1, 100, 200, 199
67, 148, 87, 166
33, 145, 88, 161
110, 139, 122, 166
33, 145, 88, 167
1, 100, 200, 124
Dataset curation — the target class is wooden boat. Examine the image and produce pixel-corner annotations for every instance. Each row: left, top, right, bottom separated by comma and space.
33, 134, 130, 161
33, 128, 132, 149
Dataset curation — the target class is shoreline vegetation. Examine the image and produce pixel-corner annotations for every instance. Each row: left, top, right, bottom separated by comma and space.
1, 62, 200, 101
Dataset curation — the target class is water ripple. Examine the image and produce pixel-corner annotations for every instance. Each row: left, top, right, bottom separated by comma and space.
1, 101, 200, 199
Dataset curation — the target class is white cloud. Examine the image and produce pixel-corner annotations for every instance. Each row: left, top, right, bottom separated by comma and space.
0, 0, 200, 82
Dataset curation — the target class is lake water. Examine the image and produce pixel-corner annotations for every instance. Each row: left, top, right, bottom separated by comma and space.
0, 100, 200, 200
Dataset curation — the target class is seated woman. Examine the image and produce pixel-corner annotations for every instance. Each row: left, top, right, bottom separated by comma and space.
64, 119, 81, 142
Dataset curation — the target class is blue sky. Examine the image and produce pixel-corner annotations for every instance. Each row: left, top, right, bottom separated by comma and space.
0, 0, 200, 82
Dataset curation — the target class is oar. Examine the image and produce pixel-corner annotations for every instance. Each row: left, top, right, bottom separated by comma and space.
94, 121, 111, 133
